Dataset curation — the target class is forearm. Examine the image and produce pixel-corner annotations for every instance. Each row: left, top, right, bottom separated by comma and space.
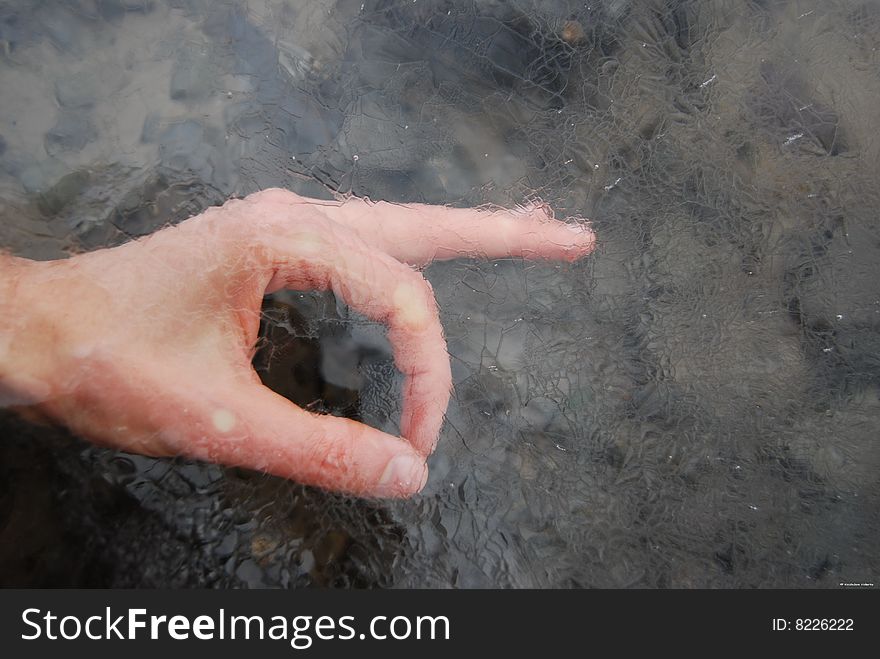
0, 253, 55, 407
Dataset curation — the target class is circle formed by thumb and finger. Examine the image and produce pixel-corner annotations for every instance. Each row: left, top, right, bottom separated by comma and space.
243, 205, 451, 470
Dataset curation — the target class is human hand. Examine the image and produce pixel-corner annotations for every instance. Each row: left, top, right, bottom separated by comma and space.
0, 189, 594, 497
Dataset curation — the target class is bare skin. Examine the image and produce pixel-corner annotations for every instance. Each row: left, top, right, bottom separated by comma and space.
0, 189, 595, 498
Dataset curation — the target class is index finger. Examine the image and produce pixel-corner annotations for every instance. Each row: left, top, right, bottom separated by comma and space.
248, 189, 596, 266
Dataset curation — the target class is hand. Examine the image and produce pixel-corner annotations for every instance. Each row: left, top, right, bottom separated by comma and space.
0, 189, 594, 497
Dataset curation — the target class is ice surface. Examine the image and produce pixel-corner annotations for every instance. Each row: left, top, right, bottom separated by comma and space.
0, 0, 878, 587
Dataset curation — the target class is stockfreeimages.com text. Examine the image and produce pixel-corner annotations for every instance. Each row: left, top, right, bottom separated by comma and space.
21, 607, 450, 649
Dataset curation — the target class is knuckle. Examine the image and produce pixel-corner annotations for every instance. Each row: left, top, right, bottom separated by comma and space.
390, 268, 438, 331
246, 187, 298, 205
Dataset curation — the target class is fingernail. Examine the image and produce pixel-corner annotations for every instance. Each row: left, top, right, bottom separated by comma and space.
379, 454, 428, 495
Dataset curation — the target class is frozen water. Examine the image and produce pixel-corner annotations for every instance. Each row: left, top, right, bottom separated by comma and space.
0, 0, 878, 587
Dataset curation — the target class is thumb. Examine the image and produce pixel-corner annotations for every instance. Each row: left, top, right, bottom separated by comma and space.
181, 381, 429, 498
